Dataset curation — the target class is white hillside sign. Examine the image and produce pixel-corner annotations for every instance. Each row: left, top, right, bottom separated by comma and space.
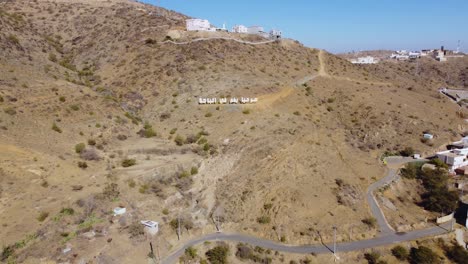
198, 97, 258, 105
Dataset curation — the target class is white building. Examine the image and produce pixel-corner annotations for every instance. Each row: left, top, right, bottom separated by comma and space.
436, 148, 468, 172
186, 19, 215, 32
232, 25, 248, 33
247, 26, 264, 35
351, 56, 377, 64
269, 29, 282, 39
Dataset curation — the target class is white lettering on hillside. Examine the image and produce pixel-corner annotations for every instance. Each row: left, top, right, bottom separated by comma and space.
198, 97, 258, 105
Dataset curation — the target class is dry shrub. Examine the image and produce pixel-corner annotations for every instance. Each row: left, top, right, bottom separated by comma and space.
80, 148, 100, 160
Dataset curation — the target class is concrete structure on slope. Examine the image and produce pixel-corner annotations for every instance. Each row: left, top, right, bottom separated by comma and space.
436, 148, 468, 172
350, 56, 378, 64
186, 18, 215, 32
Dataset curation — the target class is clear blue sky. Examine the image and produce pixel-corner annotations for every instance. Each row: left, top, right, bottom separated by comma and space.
141, 0, 468, 53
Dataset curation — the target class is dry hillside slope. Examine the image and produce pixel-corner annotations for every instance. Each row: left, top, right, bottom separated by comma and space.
0, 0, 467, 263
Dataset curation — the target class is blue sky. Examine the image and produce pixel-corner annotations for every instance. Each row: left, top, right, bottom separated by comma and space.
141, 0, 468, 53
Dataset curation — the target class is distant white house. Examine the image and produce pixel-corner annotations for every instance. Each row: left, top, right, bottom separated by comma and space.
269, 29, 282, 39
350, 56, 377, 64
232, 25, 248, 33
436, 148, 468, 172
186, 18, 215, 32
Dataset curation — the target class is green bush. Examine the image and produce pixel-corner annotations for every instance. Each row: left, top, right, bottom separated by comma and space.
191, 166, 198, 175
400, 162, 421, 179
362, 217, 377, 228
49, 53, 57, 62
364, 252, 381, 264
242, 109, 251, 115
1, 245, 14, 261
141, 122, 157, 138
429, 158, 448, 169
178, 170, 190, 179
4, 107, 16, 115
391, 245, 409, 260
37, 211, 49, 222
69, 104, 79, 111
420, 169, 459, 214
445, 244, 468, 264
75, 143, 85, 153
399, 147, 415, 157
7, 34, 19, 45
206, 245, 229, 264
409, 246, 438, 264
293, 111, 300, 115
174, 135, 186, 146
122, 159, 136, 168
52, 122, 62, 133
170, 128, 177, 135
78, 161, 88, 169
257, 216, 271, 224
185, 247, 197, 259
87, 139, 96, 146
59, 96, 66, 102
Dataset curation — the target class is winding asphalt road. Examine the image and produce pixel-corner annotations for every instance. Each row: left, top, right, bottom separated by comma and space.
161, 157, 449, 264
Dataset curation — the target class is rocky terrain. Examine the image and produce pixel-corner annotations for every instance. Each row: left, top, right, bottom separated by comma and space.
1, 0, 468, 263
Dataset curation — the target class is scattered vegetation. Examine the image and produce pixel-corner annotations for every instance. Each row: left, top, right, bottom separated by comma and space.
391, 245, 409, 260
139, 122, 157, 138
78, 161, 88, 169
75, 143, 86, 153
52, 122, 62, 133
362, 217, 377, 228
206, 245, 229, 264
257, 216, 271, 224
122, 158, 136, 167
174, 135, 186, 146
409, 246, 439, 264
37, 211, 49, 222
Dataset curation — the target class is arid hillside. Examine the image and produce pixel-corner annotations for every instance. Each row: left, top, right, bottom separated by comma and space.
1, 0, 468, 263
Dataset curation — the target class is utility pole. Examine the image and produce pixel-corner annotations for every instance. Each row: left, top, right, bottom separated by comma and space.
333, 226, 339, 261
177, 214, 181, 240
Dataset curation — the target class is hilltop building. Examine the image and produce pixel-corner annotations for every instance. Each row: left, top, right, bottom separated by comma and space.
186, 18, 215, 32
269, 29, 282, 39
232, 25, 248, 33
434, 46, 447, 62
436, 148, 468, 172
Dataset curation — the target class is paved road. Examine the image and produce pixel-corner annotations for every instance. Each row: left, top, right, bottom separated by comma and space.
161, 222, 451, 264
161, 157, 446, 264
366, 156, 417, 234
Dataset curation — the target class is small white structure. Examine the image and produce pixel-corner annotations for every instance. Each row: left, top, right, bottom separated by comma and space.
269, 29, 282, 39
351, 56, 377, 64
423, 133, 434, 140
413, 154, 421, 159
198, 98, 207, 104
113, 207, 126, 216
240, 97, 250, 104
232, 25, 248, 33
433, 46, 447, 62
436, 148, 468, 172
230, 98, 239, 104
186, 19, 215, 32
141, 220, 159, 236
219, 98, 227, 104
250, 98, 258, 103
